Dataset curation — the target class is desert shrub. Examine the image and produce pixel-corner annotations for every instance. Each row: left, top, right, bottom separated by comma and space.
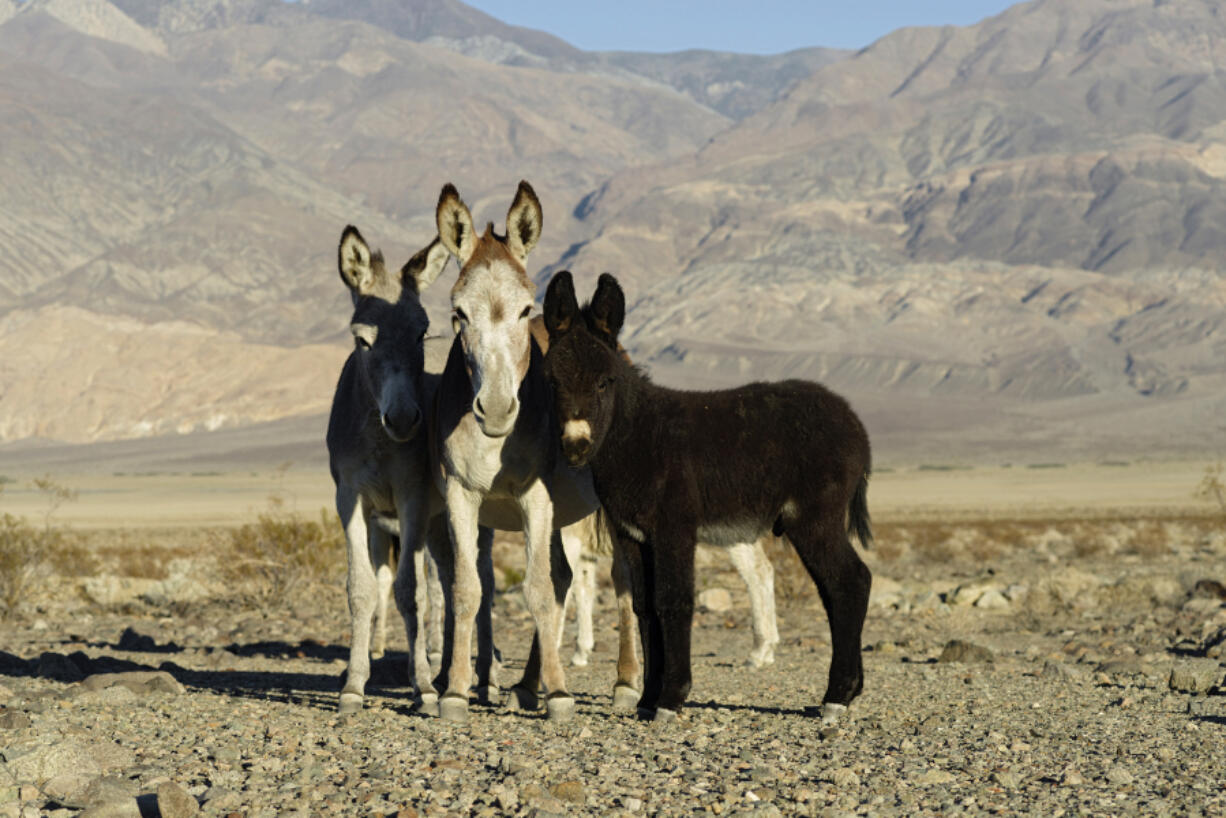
0, 513, 94, 619
222, 508, 345, 606
1121, 520, 1171, 557
1197, 463, 1226, 513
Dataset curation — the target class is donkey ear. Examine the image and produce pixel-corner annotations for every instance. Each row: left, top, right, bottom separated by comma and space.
338, 225, 375, 295
436, 183, 475, 264
543, 270, 579, 339
505, 180, 542, 263
589, 273, 626, 344
401, 236, 451, 293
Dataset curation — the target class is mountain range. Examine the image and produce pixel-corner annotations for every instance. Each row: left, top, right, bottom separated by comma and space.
0, 0, 1223, 463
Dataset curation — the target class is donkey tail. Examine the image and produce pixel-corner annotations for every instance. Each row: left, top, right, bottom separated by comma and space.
848, 472, 873, 548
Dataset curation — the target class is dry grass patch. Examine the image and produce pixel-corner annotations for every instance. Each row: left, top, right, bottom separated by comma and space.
221, 507, 345, 607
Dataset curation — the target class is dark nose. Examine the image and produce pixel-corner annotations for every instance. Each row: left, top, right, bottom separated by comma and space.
382, 406, 422, 442
562, 437, 591, 466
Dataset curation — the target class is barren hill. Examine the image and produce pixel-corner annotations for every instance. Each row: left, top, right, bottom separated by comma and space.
1, 0, 1224, 461
547, 0, 1226, 460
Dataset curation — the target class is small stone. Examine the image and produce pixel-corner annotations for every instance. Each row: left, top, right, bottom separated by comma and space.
974, 589, 1010, 610
830, 768, 860, 788
1060, 767, 1085, 787
156, 782, 200, 818
938, 640, 994, 663
1169, 659, 1222, 693
1105, 766, 1134, 786
551, 780, 584, 804
81, 777, 138, 808
991, 771, 1023, 789
698, 588, 733, 612
625, 797, 643, 812
917, 769, 955, 786
80, 672, 185, 696
0, 711, 31, 729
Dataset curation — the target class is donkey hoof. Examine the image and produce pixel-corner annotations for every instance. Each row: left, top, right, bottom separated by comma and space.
653, 707, 679, 724
370, 648, 385, 660
338, 692, 363, 715
505, 685, 539, 712
821, 702, 847, 728
612, 685, 640, 712
636, 706, 656, 721
570, 652, 590, 667
545, 694, 575, 723
439, 695, 469, 723
474, 685, 500, 705
418, 692, 440, 717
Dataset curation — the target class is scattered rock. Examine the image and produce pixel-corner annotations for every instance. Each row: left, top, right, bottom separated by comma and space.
78, 671, 186, 696
698, 588, 733, 613
156, 782, 200, 818
1192, 579, 1226, 600
975, 589, 1011, 610
917, 769, 955, 786
80, 777, 139, 808
0, 711, 31, 729
4, 739, 102, 784
1169, 659, 1223, 694
938, 640, 994, 664
830, 767, 860, 788
551, 780, 584, 804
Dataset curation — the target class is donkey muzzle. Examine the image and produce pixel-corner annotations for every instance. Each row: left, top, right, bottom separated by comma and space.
472, 395, 518, 438
382, 406, 422, 442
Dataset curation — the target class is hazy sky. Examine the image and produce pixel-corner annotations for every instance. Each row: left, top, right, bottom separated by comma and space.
463, 1, 1022, 54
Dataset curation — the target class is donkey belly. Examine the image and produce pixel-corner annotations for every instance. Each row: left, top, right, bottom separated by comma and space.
697, 519, 771, 547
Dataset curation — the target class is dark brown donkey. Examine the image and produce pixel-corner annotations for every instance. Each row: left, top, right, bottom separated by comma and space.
541, 271, 873, 725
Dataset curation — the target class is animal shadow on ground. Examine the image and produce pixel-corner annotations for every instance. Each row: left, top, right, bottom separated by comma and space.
1, 642, 609, 717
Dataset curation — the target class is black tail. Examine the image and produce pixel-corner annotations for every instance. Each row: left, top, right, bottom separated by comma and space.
848, 473, 872, 548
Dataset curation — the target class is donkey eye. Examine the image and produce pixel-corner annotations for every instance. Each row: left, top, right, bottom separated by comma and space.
597, 376, 612, 393
454, 308, 468, 323
519, 306, 531, 320
355, 336, 371, 350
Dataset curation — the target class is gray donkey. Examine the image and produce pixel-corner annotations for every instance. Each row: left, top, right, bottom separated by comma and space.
327, 226, 500, 715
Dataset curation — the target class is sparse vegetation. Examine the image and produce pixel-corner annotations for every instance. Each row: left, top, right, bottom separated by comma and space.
1196, 462, 1226, 513
0, 477, 95, 619
221, 506, 345, 607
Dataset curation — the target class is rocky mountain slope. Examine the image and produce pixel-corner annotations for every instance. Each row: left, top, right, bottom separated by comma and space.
546, 0, 1226, 459
1, 0, 1223, 459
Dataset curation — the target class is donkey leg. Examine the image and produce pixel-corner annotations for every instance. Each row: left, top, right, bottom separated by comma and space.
425, 548, 445, 667
393, 498, 435, 713
652, 528, 696, 719
426, 514, 456, 697
440, 481, 483, 723
337, 488, 376, 714
609, 528, 642, 711
559, 524, 594, 666
474, 526, 501, 703
729, 540, 779, 669
370, 532, 396, 660
790, 519, 871, 725
519, 483, 573, 721
622, 534, 664, 716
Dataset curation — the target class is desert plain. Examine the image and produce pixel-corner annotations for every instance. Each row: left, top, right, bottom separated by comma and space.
1, 446, 1224, 817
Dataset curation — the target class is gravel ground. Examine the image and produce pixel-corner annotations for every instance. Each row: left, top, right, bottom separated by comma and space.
3, 526, 1226, 817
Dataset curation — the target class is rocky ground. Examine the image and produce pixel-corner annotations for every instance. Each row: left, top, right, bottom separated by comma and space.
2, 515, 1226, 817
